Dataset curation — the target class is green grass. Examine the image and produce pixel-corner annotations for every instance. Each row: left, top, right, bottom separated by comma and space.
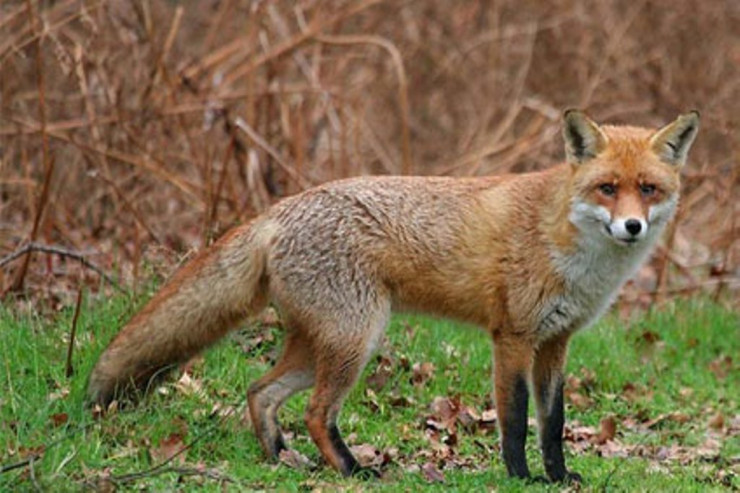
1, 295, 738, 491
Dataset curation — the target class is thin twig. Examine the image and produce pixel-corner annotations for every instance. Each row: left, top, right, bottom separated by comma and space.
315, 34, 413, 175
66, 288, 84, 377
221, 0, 385, 87
28, 455, 41, 492
0, 422, 95, 475
0, 454, 42, 474
110, 465, 237, 486
9, 0, 54, 294
233, 117, 311, 190
0, 243, 126, 294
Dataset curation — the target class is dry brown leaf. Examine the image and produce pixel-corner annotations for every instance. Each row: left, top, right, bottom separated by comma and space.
708, 412, 725, 431
364, 388, 380, 412
708, 355, 733, 380
421, 462, 445, 483
48, 387, 70, 401
643, 412, 672, 429
566, 375, 583, 391
621, 382, 655, 403
279, 449, 316, 470
411, 362, 435, 386
727, 414, 740, 436
50, 412, 68, 427
592, 416, 617, 445
365, 355, 394, 391
567, 391, 593, 410
696, 438, 721, 459
150, 433, 186, 465
597, 440, 631, 458
175, 372, 204, 397
670, 412, 691, 424
388, 394, 415, 408
350, 443, 384, 468
480, 408, 498, 429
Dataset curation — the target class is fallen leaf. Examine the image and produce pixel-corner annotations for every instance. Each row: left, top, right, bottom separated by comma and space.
670, 412, 691, 424
279, 449, 316, 470
622, 382, 652, 403
639, 330, 661, 344
388, 394, 415, 408
592, 416, 617, 445
48, 387, 70, 401
175, 372, 204, 397
708, 355, 733, 380
364, 388, 380, 412
679, 387, 694, 399
150, 433, 186, 465
421, 462, 445, 483
480, 408, 498, 429
566, 375, 583, 392
411, 362, 435, 386
567, 391, 593, 410
708, 412, 725, 431
643, 412, 672, 429
696, 438, 721, 459
350, 443, 384, 468
727, 414, 740, 436
50, 413, 68, 427
365, 354, 394, 391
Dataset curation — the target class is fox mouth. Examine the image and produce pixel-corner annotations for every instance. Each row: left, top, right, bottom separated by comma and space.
604, 224, 639, 245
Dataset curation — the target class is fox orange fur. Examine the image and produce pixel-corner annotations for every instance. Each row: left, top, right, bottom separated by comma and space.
88, 110, 699, 482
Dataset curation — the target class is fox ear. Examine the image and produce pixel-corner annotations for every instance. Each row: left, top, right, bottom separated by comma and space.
649, 111, 700, 167
562, 109, 608, 165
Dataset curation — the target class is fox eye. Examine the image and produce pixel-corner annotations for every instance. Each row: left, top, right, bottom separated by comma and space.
598, 183, 617, 197
640, 184, 657, 196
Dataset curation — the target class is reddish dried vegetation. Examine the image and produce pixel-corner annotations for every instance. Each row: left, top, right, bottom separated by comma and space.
1, 0, 737, 308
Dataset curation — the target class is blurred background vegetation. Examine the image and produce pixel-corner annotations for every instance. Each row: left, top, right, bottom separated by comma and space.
1, 0, 737, 310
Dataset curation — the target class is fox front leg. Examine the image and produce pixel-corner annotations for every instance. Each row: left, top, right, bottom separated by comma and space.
492, 333, 535, 479
532, 333, 582, 483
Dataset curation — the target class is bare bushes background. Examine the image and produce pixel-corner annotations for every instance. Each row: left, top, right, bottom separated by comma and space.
1, 0, 737, 309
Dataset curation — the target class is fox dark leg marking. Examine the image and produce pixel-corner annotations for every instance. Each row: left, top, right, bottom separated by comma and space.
305, 382, 357, 476
503, 375, 531, 478
533, 333, 581, 483
492, 334, 535, 479
538, 377, 568, 480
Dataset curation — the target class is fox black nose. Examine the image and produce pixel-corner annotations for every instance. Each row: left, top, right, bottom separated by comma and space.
625, 219, 642, 236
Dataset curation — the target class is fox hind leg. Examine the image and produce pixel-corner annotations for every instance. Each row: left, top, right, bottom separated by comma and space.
304, 305, 389, 477
247, 331, 315, 459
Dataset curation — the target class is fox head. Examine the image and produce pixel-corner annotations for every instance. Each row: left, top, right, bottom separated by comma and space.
562, 110, 700, 247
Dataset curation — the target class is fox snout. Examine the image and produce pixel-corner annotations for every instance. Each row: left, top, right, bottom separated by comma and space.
607, 216, 647, 244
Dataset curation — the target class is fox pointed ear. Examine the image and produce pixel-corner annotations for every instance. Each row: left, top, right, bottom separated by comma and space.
649, 111, 700, 167
562, 109, 608, 165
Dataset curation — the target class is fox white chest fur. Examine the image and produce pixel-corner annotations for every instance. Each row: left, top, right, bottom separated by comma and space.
538, 232, 656, 338
536, 193, 679, 339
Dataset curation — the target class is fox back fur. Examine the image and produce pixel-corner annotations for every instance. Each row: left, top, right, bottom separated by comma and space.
88, 110, 699, 482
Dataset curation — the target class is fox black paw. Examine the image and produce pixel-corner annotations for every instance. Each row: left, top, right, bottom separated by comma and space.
563, 471, 583, 484
548, 470, 582, 484
527, 475, 550, 484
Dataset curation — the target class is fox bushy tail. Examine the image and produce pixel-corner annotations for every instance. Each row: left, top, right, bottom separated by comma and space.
88, 220, 275, 406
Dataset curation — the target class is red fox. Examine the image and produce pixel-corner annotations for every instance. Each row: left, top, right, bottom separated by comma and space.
88, 110, 699, 482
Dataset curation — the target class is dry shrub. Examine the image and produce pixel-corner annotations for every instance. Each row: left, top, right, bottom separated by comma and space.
0, 0, 737, 309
